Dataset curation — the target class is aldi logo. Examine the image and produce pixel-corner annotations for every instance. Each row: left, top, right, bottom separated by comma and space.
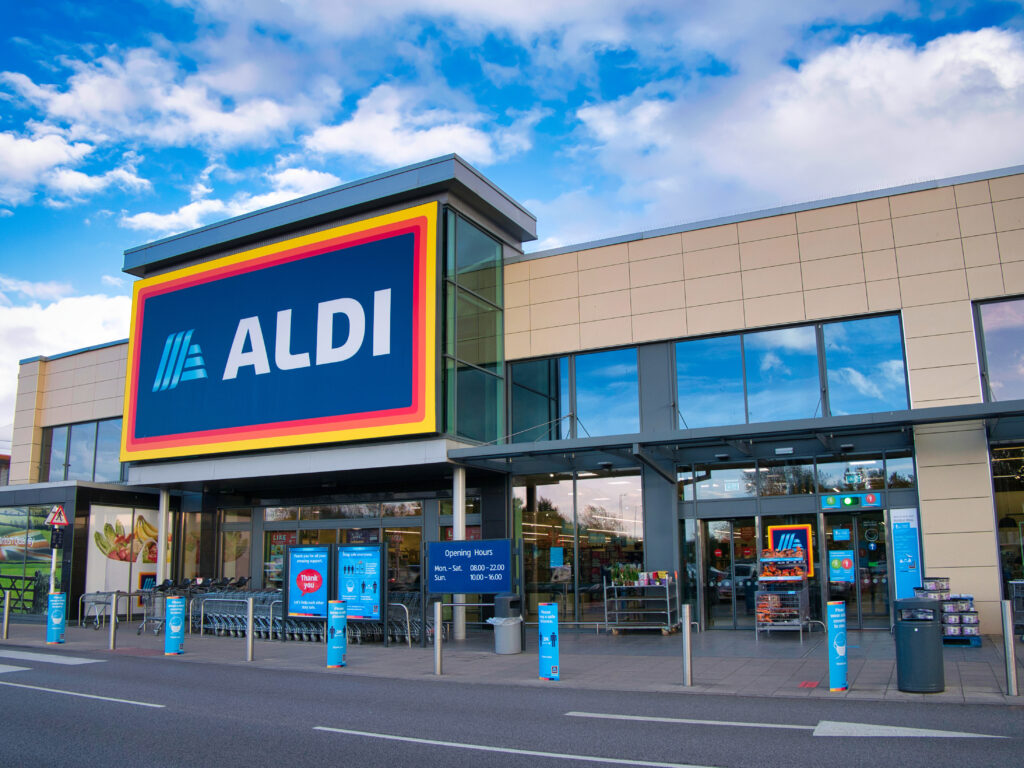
767, 523, 815, 577
122, 203, 438, 460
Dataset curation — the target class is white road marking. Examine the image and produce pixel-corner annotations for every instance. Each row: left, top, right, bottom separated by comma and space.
0, 649, 103, 666
567, 711, 812, 731
314, 726, 720, 768
566, 712, 1006, 740
0, 664, 30, 674
0, 681, 165, 708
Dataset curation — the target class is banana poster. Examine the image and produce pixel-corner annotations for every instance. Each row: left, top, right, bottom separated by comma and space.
85, 506, 164, 595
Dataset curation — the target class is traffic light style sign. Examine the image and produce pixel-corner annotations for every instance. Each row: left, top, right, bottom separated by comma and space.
821, 492, 881, 510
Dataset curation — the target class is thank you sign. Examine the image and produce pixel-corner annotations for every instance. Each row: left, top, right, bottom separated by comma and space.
287, 546, 330, 618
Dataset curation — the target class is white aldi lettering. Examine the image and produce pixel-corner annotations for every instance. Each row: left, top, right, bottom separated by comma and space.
223, 289, 392, 380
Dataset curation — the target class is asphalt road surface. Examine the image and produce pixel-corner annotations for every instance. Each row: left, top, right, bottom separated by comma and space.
0, 645, 1020, 768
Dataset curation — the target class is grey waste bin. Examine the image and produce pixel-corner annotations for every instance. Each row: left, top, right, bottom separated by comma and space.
490, 593, 522, 654
894, 598, 945, 693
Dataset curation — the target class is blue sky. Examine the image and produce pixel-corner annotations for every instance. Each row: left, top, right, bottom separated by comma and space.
1, 1, 1024, 449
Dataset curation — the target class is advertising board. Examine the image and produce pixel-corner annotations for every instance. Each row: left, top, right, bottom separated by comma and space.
285, 545, 330, 618
122, 203, 437, 460
427, 539, 512, 594
335, 544, 384, 621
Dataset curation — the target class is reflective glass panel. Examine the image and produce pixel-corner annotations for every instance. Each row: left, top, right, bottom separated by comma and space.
66, 421, 97, 481
93, 419, 123, 482
514, 473, 574, 622
305, 504, 379, 520
744, 326, 820, 423
979, 298, 1024, 401
885, 452, 916, 488
439, 498, 480, 516
221, 509, 252, 524
385, 527, 422, 593
510, 358, 570, 442
383, 501, 422, 517
456, 290, 502, 373
759, 459, 815, 496
677, 469, 695, 501
694, 465, 757, 500
816, 455, 885, 493
221, 530, 250, 580
264, 507, 298, 522
574, 348, 639, 437
453, 215, 502, 305
456, 364, 502, 443
182, 512, 203, 581
42, 425, 68, 481
824, 315, 908, 415
676, 335, 745, 428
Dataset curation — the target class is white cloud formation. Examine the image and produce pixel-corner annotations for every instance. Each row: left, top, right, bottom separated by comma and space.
574, 28, 1024, 233
120, 166, 342, 236
101, 274, 125, 288
45, 164, 151, 201
0, 131, 93, 205
0, 293, 131, 449
0, 275, 72, 304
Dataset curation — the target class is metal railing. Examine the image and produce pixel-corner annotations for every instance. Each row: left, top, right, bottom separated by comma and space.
432, 601, 493, 675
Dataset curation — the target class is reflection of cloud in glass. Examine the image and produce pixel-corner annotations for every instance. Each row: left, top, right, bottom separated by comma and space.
980, 300, 1024, 331
575, 348, 639, 436
759, 350, 789, 375
824, 316, 907, 414
833, 367, 884, 399
676, 336, 744, 428
745, 326, 816, 352
981, 300, 1024, 400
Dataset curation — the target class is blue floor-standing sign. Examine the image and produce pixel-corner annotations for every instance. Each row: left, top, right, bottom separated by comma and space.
327, 600, 347, 668
46, 593, 66, 644
164, 596, 186, 655
538, 602, 559, 681
827, 601, 847, 692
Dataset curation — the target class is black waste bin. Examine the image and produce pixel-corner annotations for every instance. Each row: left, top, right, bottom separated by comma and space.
894, 598, 945, 693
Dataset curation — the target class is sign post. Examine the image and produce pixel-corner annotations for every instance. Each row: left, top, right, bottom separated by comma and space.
827, 601, 848, 692
164, 595, 185, 655
44, 504, 69, 595
46, 592, 66, 644
538, 602, 559, 681
327, 600, 347, 668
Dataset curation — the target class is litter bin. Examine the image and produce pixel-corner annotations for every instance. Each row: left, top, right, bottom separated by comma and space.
894, 598, 945, 693
488, 593, 522, 654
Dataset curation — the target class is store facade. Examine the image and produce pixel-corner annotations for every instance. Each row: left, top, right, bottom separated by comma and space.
5, 155, 1024, 635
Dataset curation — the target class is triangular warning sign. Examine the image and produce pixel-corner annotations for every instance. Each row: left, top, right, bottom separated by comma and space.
45, 505, 69, 527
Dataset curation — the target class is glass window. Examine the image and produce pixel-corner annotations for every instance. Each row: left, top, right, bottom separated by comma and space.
182, 512, 203, 581
263, 531, 297, 589
574, 348, 639, 437
510, 357, 571, 442
383, 501, 422, 517
677, 469, 695, 501
759, 459, 815, 496
439, 498, 480, 516
456, 291, 502, 373
222, 508, 252, 524
676, 336, 745, 428
991, 445, 1024, 593
441, 525, 481, 540
885, 452, 916, 488
514, 473, 575, 622
385, 527, 422, 593
452, 214, 502, 305
456, 364, 502, 443
93, 419, 123, 482
66, 421, 97, 481
824, 316, 908, 415
303, 504, 379, 520
816, 455, 885, 493
744, 326, 821, 423
978, 298, 1024, 401
43, 425, 68, 481
221, 530, 250, 580
264, 507, 298, 522
695, 464, 757, 500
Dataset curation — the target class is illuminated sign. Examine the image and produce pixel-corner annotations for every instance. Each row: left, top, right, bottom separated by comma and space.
122, 203, 437, 460
821, 492, 881, 510
766, 523, 815, 577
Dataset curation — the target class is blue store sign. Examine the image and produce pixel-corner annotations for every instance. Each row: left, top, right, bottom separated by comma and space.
287, 546, 330, 618
891, 507, 923, 600
336, 544, 383, 621
427, 539, 512, 594
327, 601, 347, 668
828, 550, 855, 583
46, 592, 66, 644
165, 595, 186, 655
538, 603, 559, 681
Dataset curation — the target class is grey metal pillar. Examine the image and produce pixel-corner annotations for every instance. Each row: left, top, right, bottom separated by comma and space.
453, 466, 466, 641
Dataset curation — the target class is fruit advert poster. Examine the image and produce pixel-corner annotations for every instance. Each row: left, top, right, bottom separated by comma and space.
85, 505, 166, 594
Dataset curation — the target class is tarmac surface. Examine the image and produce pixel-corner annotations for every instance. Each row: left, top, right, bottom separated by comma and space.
4, 617, 1021, 706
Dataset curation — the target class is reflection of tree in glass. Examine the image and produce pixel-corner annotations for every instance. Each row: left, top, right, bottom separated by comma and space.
578, 505, 625, 534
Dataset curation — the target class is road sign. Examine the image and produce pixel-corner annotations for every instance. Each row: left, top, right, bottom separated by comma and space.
45, 505, 69, 527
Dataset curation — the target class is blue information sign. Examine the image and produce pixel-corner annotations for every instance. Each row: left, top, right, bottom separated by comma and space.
46, 592, 66, 644
327, 601, 348, 668
891, 508, 922, 599
828, 550, 855, 583
427, 539, 512, 594
538, 603, 559, 681
287, 546, 330, 618
832, 528, 851, 542
336, 545, 383, 621
164, 595, 186, 655
827, 601, 848, 692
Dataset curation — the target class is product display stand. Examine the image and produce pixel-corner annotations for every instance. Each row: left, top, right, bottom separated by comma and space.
603, 574, 680, 635
755, 550, 809, 642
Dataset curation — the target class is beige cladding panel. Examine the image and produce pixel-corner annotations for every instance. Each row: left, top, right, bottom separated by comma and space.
629, 281, 685, 313
913, 420, 988, 463
967, 264, 1005, 299
531, 325, 581, 357
578, 243, 628, 269
579, 263, 631, 295
917, 463, 993, 500
505, 305, 529, 334
529, 250, 578, 279
530, 272, 578, 304
1003, 259, 1024, 293
795, 202, 858, 233
506, 331, 530, 360
859, 220, 895, 252
996, 227, 1024, 263
628, 253, 684, 288
579, 291, 630, 323
953, 180, 991, 207
683, 244, 740, 279
962, 233, 999, 267
632, 309, 687, 343
744, 292, 805, 327
800, 253, 865, 290
888, 186, 955, 218
921, 532, 998, 568
803, 284, 868, 320
901, 301, 974, 338
863, 249, 897, 281
895, 239, 964, 277
898, 270, 968, 306
741, 263, 802, 299
738, 213, 796, 242
739, 235, 798, 270
866, 279, 901, 311
681, 223, 737, 251
956, 203, 996, 237
530, 298, 579, 330
93, 397, 124, 420
580, 316, 632, 350
626, 234, 680, 262
857, 196, 891, 223
796, 225, 861, 262
993, 196, 1024, 232
504, 261, 529, 285
685, 272, 742, 307
904, 331, 978, 370
891, 209, 961, 248
504, 279, 529, 308
919, 497, 998, 534
686, 301, 744, 336
909, 365, 982, 405
988, 173, 1024, 201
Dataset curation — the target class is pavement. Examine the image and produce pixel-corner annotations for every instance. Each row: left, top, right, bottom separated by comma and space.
4, 617, 1022, 706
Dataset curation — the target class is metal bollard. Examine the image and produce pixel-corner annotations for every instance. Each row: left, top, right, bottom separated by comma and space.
108, 593, 117, 651
434, 600, 443, 676
2, 590, 10, 640
246, 597, 255, 662
681, 603, 693, 687
1002, 600, 1019, 697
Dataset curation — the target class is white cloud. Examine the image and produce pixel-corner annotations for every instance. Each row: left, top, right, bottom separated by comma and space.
759, 351, 789, 375
0, 293, 131, 449
120, 166, 342, 236
0, 275, 72, 304
746, 327, 817, 352
101, 274, 125, 288
0, 131, 93, 205
573, 28, 1024, 235
45, 164, 151, 201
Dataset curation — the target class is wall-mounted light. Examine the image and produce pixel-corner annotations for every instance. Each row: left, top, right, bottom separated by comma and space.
715, 453, 729, 461
774, 447, 794, 456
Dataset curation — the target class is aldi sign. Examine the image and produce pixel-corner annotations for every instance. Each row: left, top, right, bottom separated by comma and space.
122, 203, 438, 460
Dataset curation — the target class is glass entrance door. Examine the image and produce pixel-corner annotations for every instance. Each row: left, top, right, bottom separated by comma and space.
702, 519, 757, 629
823, 511, 890, 629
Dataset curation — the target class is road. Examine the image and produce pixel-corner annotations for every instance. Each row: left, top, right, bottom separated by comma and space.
0, 645, 1019, 768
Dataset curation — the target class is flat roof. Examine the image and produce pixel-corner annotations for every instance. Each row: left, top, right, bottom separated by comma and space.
513, 162, 1024, 263
19, 338, 128, 366
123, 154, 537, 277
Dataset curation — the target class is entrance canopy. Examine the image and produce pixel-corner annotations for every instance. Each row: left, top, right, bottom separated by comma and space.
448, 400, 1024, 479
